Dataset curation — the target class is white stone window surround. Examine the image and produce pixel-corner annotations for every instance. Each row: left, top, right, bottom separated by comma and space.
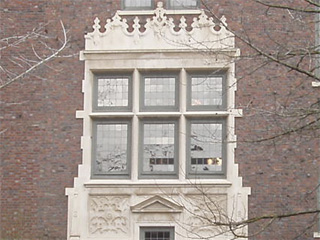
88, 63, 237, 180
66, 4, 251, 239
313, 80, 319, 239
79, 56, 241, 182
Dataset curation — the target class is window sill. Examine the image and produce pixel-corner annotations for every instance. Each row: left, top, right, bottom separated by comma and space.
314, 232, 320, 238
117, 9, 201, 16
88, 110, 243, 118
90, 112, 134, 118
84, 179, 232, 188
312, 81, 320, 87
184, 110, 242, 117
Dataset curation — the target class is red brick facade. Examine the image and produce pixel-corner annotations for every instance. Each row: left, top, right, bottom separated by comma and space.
1, 0, 319, 239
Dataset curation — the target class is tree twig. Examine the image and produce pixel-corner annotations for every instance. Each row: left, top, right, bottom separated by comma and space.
0, 20, 68, 90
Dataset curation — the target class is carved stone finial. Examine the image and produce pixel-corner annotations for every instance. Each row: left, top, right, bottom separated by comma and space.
220, 15, 227, 27
93, 17, 101, 32
179, 16, 187, 30
157, 1, 163, 8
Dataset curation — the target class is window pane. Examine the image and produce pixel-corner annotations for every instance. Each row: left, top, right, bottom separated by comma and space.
145, 231, 171, 240
97, 77, 129, 107
191, 76, 223, 107
141, 227, 174, 240
169, 0, 198, 8
190, 123, 223, 173
94, 123, 128, 174
143, 123, 175, 173
123, 0, 152, 8
144, 77, 176, 107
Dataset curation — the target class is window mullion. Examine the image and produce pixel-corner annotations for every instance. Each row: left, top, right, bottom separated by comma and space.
133, 69, 140, 113
179, 116, 186, 181
179, 69, 187, 180
132, 69, 140, 181
131, 115, 139, 181
180, 69, 187, 114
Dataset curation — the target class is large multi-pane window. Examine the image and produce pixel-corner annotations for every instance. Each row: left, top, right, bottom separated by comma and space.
92, 70, 227, 179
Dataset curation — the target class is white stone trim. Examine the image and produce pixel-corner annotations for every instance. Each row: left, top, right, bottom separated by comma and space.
85, 2, 234, 51
67, 3, 250, 239
314, 232, 320, 238
117, 9, 202, 16
312, 81, 320, 87
83, 180, 233, 188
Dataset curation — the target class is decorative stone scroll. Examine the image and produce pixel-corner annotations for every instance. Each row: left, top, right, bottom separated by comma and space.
85, 2, 235, 51
89, 195, 129, 236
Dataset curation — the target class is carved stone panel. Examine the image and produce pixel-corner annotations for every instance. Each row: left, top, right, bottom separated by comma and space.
88, 195, 130, 236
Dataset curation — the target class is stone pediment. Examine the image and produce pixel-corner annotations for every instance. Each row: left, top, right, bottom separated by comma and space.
85, 2, 235, 51
131, 195, 183, 213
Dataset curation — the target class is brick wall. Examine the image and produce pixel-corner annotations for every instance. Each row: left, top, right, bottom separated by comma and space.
1, 0, 319, 239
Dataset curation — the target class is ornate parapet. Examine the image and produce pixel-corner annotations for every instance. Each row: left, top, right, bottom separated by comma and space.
85, 2, 234, 51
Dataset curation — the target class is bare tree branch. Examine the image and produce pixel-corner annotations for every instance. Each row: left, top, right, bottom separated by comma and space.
0, 20, 68, 90
253, 0, 320, 13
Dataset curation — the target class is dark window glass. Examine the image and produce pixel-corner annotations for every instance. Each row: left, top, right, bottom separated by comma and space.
141, 227, 174, 240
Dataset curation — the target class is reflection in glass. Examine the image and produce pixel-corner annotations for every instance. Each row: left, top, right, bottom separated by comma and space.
144, 77, 176, 107
190, 123, 222, 172
95, 123, 128, 173
143, 123, 175, 173
191, 76, 223, 106
97, 77, 129, 107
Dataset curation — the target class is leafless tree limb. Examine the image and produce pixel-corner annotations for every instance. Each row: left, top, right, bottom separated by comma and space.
253, 0, 320, 13
0, 20, 69, 90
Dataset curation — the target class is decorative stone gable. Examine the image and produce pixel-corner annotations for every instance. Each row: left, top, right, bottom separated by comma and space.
85, 2, 234, 51
131, 195, 183, 213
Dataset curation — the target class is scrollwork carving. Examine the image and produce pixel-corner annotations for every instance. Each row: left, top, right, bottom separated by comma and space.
89, 195, 129, 236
